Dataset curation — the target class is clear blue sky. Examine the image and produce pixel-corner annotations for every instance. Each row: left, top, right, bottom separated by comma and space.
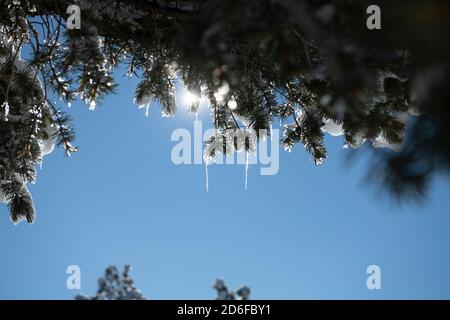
1, 73, 450, 299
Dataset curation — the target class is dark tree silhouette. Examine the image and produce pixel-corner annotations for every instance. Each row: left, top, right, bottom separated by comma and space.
1, 0, 450, 222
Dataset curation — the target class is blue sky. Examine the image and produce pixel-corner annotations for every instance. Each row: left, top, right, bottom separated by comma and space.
1, 74, 450, 299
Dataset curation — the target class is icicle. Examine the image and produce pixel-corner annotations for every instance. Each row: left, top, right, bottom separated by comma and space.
5, 102, 9, 121
2, 102, 9, 121
270, 124, 273, 142
195, 112, 198, 122
244, 151, 249, 191
145, 104, 149, 117
205, 163, 209, 192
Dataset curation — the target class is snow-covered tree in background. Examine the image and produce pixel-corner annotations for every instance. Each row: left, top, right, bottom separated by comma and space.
75, 265, 250, 300
1, 0, 450, 223
213, 279, 250, 300
75, 266, 145, 300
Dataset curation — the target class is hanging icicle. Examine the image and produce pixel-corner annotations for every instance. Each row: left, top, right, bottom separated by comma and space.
205, 163, 209, 192
2, 101, 9, 122
244, 151, 249, 191
270, 124, 273, 142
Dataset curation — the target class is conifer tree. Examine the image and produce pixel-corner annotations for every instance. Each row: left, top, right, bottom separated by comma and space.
1, 0, 450, 222
75, 265, 250, 300
75, 266, 145, 300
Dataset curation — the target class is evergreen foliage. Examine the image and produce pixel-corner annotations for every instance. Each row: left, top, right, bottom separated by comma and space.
1, 0, 450, 222
75, 265, 250, 300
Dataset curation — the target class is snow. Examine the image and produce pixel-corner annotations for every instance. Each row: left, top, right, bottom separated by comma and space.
351, 132, 366, 149
39, 122, 58, 156
321, 119, 343, 136
1, 101, 9, 121
89, 100, 97, 110
372, 134, 403, 152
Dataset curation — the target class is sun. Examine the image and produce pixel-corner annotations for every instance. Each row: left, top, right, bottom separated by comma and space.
183, 91, 202, 106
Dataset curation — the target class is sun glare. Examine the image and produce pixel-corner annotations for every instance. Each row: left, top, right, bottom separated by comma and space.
183, 91, 202, 106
